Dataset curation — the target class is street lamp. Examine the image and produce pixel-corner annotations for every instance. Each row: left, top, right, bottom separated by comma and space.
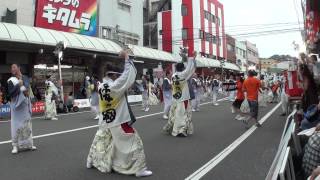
53, 41, 67, 103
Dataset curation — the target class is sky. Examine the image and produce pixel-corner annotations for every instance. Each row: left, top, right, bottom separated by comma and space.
220, 0, 305, 58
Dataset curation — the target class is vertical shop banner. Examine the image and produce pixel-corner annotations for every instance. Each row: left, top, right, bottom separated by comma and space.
35, 0, 97, 36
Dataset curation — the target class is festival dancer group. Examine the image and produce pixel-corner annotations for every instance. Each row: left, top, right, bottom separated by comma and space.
6, 48, 268, 178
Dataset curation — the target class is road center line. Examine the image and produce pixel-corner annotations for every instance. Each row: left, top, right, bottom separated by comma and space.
0, 98, 227, 145
185, 102, 282, 180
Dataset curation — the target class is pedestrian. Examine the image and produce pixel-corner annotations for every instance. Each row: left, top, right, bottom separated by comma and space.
90, 76, 100, 120
191, 73, 201, 112
84, 76, 91, 99
211, 75, 220, 106
163, 50, 196, 137
242, 70, 262, 128
232, 74, 246, 120
87, 50, 152, 177
66, 92, 74, 112
162, 71, 172, 119
141, 75, 150, 112
7, 64, 36, 154
44, 75, 58, 120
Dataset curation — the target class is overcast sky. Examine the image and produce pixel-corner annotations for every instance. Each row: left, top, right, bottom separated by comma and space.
220, 0, 305, 58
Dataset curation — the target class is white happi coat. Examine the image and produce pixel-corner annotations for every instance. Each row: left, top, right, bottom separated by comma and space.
45, 80, 58, 119
163, 58, 196, 136
87, 59, 148, 175
98, 60, 136, 128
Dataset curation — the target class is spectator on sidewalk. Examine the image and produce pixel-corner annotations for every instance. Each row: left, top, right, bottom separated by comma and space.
301, 65, 319, 114
302, 124, 320, 178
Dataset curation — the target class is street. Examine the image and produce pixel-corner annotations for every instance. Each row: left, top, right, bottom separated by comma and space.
0, 98, 286, 180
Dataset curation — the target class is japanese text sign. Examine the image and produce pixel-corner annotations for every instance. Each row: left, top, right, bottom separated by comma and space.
35, 0, 97, 36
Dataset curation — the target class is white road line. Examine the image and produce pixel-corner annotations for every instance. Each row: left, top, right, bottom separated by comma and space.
0, 97, 227, 123
0, 98, 228, 145
185, 102, 282, 180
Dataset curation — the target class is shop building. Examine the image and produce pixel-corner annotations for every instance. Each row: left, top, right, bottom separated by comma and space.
157, 0, 226, 59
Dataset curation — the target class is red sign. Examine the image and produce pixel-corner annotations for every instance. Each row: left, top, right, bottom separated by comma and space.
32, 101, 45, 113
35, 0, 97, 36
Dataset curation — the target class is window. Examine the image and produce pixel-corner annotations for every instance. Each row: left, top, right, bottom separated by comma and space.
159, 30, 163, 35
211, 14, 216, 23
217, 17, 220, 26
118, 3, 131, 12
204, 11, 208, 20
212, 35, 216, 44
218, 38, 221, 46
227, 44, 232, 51
182, 29, 188, 40
205, 33, 212, 42
199, 30, 204, 39
181, 4, 188, 16
102, 28, 112, 39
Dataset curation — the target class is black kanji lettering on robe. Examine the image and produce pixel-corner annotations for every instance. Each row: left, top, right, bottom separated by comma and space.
102, 109, 117, 123
172, 75, 182, 99
99, 83, 116, 123
99, 84, 113, 102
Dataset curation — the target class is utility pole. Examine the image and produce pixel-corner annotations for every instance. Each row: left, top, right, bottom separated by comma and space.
53, 41, 67, 103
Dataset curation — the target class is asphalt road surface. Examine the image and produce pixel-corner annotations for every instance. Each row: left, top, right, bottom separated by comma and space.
0, 98, 286, 180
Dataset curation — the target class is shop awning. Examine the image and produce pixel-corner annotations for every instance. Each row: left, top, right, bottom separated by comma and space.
0, 22, 122, 54
0, 22, 178, 63
224, 62, 240, 71
128, 44, 176, 63
196, 57, 220, 68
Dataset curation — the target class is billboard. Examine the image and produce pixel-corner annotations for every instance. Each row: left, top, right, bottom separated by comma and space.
35, 0, 97, 36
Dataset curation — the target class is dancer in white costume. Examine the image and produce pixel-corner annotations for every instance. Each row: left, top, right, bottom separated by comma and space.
44, 75, 58, 120
8, 64, 36, 154
191, 74, 201, 112
212, 75, 220, 106
163, 50, 196, 137
141, 75, 150, 112
147, 82, 159, 106
90, 76, 100, 120
87, 50, 152, 177
162, 71, 172, 119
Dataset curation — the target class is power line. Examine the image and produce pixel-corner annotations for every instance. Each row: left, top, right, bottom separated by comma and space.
158, 28, 301, 44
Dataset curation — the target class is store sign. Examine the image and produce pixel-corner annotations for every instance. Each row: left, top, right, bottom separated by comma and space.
127, 95, 142, 103
35, 0, 97, 36
32, 102, 45, 113
0, 101, 45, 118
74, 99, 91, 108
0, 104, 10, 117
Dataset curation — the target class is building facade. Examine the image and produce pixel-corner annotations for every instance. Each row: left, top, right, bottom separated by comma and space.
0, 0, 35, 26
143, 0, 170, 48
98, 0, 144, 45
235, 40, 247, 72
260, 58, 278, 73
0, 0, 144, 45
243, 40, 259, 66
226, 34, 236, 64
157, 0, 226, 59
302, 0, 320, 54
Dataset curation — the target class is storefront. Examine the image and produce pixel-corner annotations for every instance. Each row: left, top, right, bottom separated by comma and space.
0, 22, 177, 118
